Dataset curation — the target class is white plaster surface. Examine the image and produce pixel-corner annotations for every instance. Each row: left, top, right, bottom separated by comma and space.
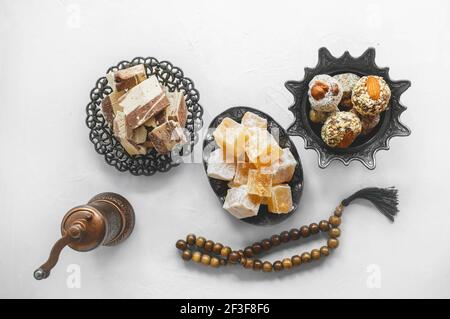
1, 0, 449, 298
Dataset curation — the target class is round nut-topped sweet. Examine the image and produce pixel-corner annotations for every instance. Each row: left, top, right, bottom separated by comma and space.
333, 73, 361, 111
321, 112, 362, 148
352, 76, 391, 116
308, 75, 343, 113
309, 109, 335, 124
350, 109, 380, 136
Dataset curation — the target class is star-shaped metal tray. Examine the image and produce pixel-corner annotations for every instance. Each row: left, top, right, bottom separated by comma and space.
285, 48, 411, 169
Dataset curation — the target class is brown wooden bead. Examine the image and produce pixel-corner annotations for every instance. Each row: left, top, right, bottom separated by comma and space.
220, 246, 232, 258
270, 235, 281, 246
212, 243, 223, 254
182, 249, 192, 261
240, 257, 247, 266
244, 259, 254, 269
261, 239, 272, 250
311, 249, 321, 260
176, 240, 187, 251
319, 220, 330, 232
329, 228, 341, 238
300, 226, 310, 238
210, 257, 220, 268
327, 238, 339, 249
220, 259, 227, 266
292, 255, 302, 267
195, 236, 206, 248
329, 216, 341, 227
192, 251, 202, 263
252, 243, 263, 255
280, 231, 290, 243
204, 240, 214, 252
186, 234, 196, 245
320, 246, 330, 257
309, 223, 320, 234
289, 228, 300, 240
201, 254, 211, 265
244, 247, 254, 258
229, 251, 240, 264
273, 260, 283, 271
301, 252, 312, 263
282, 258, 293, 270
253, 260, 263, 271
238, 250, 245, 258
334, 205, 344, 217
262, 261, 273, 272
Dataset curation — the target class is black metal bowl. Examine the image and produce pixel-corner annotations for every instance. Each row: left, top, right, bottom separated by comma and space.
285, 48, 411, 170
85, 57, 204, 176
203, 107, 304, 226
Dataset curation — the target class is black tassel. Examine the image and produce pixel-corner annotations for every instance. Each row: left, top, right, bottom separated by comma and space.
341, 187, 399, 222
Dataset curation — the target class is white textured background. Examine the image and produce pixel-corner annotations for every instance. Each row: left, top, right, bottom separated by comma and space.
1, 0, 449, 299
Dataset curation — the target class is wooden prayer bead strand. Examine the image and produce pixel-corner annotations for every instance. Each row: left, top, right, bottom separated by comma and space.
178, 217, 343, 271
176, 185, 404, 273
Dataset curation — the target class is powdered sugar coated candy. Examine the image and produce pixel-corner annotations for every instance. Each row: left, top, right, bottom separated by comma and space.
241, 111, 268, 129
308, 75, 343, 113
223, 185, 261, 219
207, 148, 236, 181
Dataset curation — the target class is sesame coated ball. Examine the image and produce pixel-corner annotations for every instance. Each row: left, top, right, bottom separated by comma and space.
352, 76, 391, 116
321, 112, 362, 148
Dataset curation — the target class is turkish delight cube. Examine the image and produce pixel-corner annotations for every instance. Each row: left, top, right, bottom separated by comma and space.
271, 148, 297, 184
246, 128, 282, 166
223, 185, 261, 219
247, 169, 272, 197
267, 184, 293, 214
213, 117, 246, 161
241, 111, 268, 129
207, 148, 236, 181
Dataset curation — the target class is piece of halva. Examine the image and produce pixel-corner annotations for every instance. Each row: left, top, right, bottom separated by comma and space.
148, 120, 187, 154
107, 64, 147, 92
119, 76, 170, 129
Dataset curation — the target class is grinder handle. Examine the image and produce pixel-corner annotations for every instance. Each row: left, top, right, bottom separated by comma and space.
33, 214, 91, 280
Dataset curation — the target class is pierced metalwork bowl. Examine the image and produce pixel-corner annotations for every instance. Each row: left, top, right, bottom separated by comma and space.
86, 57, 204, 176
285, 48, 411, 169
203, 107, 304, 226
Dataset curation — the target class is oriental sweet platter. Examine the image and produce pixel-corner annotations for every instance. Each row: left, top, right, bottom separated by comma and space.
203, 107, 303, 226
86, 57, 204, 176
286, 48, 411, 170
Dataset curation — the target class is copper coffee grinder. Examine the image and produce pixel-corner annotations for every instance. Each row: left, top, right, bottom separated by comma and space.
34, 192, 135, 280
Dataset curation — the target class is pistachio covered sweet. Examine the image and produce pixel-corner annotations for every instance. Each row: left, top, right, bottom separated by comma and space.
333, 73, 361, 111
350, 108, 380, 136
309, 109, 335, 124
321, 112, 362, 148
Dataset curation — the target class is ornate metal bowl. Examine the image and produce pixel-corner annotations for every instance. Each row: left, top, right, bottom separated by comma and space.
203, 107, 304, 226
285, 48, 411, 169
86, 57, 204, 176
